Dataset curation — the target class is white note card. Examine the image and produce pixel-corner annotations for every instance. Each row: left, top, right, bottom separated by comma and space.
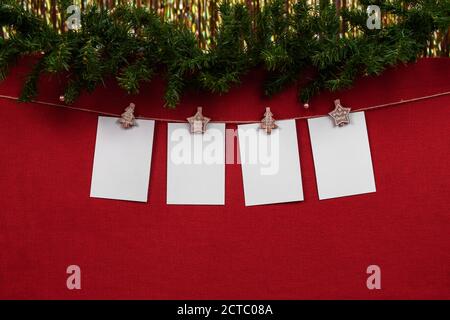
90, 116, 155, 202
167, 123, 225, 205
308, 111, 376, 200
238, 120, 303, 206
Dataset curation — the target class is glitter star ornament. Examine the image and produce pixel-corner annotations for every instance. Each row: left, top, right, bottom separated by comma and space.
187, 107, 210, 134
118, 103, 137, 129
260, 107, 278, 134
329, 99, 351, 126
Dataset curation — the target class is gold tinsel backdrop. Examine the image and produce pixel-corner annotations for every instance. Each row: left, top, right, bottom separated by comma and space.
2, 0, 449, 56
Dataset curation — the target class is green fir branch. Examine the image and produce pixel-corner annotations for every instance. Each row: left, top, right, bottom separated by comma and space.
0, 0, 448, 108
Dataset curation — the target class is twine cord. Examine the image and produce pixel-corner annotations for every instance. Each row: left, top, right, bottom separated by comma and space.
0, 90, 449, 123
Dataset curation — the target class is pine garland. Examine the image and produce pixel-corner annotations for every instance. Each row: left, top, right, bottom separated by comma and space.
0, 0, 449, 108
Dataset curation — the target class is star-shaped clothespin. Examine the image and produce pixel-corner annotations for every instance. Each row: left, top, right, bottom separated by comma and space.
118, 103, 137, 129
260, 107, 278, 134
329, 99, 351, 126
187, 107, 210, 134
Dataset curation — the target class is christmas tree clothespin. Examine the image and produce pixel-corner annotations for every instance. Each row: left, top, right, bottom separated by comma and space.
187, 107, 210, 134
118, 103, 137, 129
329, 99, 351, 126
260, 107, 278, 134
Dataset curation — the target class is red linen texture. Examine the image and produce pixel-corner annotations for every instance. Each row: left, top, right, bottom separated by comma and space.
0, 57, 449, 299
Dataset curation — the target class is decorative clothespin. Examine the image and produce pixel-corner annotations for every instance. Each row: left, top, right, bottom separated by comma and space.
328, 99, 351, 126
187, 107, 210, 134
118, 103, 137, 129
260, 107, 278, 134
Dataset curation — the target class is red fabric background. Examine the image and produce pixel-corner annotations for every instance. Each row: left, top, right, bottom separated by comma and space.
0, 58, 449, 299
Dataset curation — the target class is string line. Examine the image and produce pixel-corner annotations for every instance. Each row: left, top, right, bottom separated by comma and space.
0, 90, 449, 123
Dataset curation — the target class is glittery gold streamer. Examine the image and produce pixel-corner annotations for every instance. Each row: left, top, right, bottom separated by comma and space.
3, 0, 448, 56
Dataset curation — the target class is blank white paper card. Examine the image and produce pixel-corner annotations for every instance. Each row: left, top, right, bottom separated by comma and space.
90, 116, 155, 202
167, 123, 225, 205
238, 120, 303, 206
308, 111, 376, 200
